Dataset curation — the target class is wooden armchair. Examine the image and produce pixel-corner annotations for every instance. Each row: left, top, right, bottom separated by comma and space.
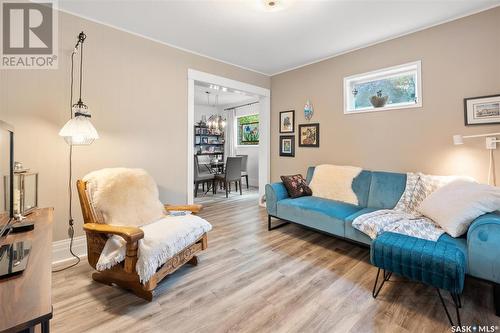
76, 180, 207, 301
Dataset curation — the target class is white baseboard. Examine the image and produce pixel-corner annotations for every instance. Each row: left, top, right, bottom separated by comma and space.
52, 235, 87, 267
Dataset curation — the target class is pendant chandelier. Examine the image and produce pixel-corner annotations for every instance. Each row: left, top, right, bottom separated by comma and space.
206, 93, 226, 131
59, 32, 99, 146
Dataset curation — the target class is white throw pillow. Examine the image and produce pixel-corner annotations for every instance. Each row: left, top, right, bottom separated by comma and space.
308, 164, 362, 205
418, 180, 500, 237
83, 168, 165, 227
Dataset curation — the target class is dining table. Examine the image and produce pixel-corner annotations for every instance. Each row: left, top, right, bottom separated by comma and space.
203, 160, 225, 175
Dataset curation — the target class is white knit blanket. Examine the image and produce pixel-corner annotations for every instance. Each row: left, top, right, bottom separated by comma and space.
352, 172, 452, 241
96, 214, 212, 283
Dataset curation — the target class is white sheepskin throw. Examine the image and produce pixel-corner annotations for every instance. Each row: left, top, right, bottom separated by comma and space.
83, 168, 165, 227
96, 214, 213, 283
309, 164, 362, 205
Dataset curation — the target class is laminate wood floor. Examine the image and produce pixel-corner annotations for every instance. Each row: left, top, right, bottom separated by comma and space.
52, 188, 500, 332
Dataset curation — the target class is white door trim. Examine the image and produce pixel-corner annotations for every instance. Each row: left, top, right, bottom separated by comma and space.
187, 69, 270, 205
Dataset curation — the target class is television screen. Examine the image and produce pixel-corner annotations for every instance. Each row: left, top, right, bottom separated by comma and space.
0, 121, 13, 230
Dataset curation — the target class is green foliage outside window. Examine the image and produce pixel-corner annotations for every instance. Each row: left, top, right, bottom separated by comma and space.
353, 74, 416, 109
237, 114, 259, 145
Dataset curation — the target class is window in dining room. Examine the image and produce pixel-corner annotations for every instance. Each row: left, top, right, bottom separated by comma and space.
237, 114, 259, 146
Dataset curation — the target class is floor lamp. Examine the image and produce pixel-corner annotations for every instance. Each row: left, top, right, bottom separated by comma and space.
57, 31, 99, 271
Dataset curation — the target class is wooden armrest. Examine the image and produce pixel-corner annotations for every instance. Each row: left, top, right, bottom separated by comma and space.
83, 223, 144, 243
164, 204, 203, 214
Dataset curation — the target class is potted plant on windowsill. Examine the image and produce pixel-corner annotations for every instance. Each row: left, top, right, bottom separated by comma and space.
370, 90, 388, 108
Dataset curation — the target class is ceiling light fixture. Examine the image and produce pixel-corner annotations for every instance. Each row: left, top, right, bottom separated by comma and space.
259, 0, 287, 12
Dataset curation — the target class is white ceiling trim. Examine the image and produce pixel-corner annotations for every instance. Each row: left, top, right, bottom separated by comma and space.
271, 2, 500, 76
56, 7, 270, 77
57, 4, 500, 77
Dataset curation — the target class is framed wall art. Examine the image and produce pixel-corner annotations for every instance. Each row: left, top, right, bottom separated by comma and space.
298, 123, 319, 147
464, 94, 500, 126
279, 135, 295, 157
279, 110, 295, 133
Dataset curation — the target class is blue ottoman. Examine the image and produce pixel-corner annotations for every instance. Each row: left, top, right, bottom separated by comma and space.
371, 232, 466, 326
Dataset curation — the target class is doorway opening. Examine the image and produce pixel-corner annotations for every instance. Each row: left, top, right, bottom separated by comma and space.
187, 69, 270, 206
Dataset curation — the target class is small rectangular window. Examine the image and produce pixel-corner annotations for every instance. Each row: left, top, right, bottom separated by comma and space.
237, 114, 259, 146
344, 61, 422, 114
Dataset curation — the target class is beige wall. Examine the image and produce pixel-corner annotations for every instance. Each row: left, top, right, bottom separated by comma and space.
0, 11, 269, 241
270, 7, 500, 184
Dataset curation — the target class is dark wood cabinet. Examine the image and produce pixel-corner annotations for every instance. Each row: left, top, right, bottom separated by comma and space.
0, 208, 53, 333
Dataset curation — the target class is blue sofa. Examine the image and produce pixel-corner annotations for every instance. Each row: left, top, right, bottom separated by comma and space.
266, 166, 500, 315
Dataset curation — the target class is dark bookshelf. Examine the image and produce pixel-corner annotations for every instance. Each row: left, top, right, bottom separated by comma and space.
194, 125, 225, 159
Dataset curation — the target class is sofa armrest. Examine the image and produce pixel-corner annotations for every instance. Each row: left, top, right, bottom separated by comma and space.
83, 223, 144, 243
165, 204, 203, 214
467, 212, 500, 283
265, 182, 289, 216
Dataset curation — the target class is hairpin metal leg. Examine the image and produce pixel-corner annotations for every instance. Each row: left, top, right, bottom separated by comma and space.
451, 292, 462, 326
372, 268, 392, 298
455, 293, 462, 309
437, 289, 462, 327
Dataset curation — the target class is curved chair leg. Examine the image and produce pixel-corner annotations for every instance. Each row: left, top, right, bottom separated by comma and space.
372, 268, 392, 298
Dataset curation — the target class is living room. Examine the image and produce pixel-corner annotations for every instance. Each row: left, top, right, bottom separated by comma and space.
1, 1, 500, 332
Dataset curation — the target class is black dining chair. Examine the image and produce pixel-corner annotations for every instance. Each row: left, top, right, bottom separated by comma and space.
194, 155, 215, 197
215, 156, 243, 198
237, 154, 249, 189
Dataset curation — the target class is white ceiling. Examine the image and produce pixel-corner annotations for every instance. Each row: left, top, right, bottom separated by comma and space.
59, 0, 500, 75
194, 83, 257, 106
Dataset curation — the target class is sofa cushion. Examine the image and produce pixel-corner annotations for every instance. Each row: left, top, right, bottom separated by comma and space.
367, 171, 407, 209
277, 196, 362, 237
305, 167, 372, 207
418, 180, 500, 237
279, 196, 361, 220
280, 174, 312, 198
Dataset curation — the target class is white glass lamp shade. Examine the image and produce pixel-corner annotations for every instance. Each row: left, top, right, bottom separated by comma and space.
453, 135, 464, 145
59, 103, 99, 145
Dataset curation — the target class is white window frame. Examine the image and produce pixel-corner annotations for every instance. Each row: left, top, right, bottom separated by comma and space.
236, 113, 260, 147
343, 60, 422, 114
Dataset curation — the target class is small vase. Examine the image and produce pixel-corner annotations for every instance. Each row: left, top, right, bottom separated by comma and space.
370, 95, 388, 108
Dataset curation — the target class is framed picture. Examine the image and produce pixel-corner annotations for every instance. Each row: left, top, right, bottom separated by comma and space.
279, 110, 295, 133
464, 94, 500, 126
298, 123, 319, 147
279, 135, 295, 157
240, 122, 259, 144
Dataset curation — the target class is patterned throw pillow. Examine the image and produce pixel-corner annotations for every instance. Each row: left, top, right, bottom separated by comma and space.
280, 174, 312, 198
